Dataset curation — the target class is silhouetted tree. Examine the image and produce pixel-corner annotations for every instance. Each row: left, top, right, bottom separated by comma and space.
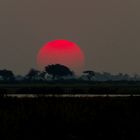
39, 71, 46, 80
0, 69, 15, 81
26, 69, 40, 80
83, 70, 95, 81
45, 64, 74, 80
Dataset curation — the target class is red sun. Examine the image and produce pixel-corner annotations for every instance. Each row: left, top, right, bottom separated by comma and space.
37, 39, 85, 74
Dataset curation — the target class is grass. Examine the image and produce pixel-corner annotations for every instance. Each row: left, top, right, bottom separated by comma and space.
0, 96, 140, 139
1, 81, 140, 95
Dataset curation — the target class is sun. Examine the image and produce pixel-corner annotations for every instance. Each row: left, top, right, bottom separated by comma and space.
37, 39, 85, 74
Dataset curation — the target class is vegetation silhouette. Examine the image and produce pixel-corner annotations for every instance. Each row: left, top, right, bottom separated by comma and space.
0, 64, 140, 82
45, 64, 74, 80
83, 70, 95, 81
39, 71, 46, 80
0, 96, 140, 139
0, 69, 15, 81
0, 65, 140, 139
0, 64, 140, 97
26, 69, 40, 81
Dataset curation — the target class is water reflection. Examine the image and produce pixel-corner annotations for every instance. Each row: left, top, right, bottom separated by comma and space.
6, 94, 140, 98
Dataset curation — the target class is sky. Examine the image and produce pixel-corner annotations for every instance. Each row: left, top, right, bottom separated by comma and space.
0, 0, 140, 75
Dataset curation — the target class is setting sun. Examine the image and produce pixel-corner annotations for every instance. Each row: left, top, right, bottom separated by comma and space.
37, 39, 85, 74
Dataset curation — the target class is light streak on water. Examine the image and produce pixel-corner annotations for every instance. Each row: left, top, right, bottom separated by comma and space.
6, 94, 140, 98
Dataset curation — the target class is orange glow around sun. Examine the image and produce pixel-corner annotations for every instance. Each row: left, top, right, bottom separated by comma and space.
37, 39, 85, 74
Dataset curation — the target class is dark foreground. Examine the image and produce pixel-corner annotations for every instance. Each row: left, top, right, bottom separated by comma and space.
0, 96, 140, 140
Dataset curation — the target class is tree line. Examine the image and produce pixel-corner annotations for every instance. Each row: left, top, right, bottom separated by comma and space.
0, 64, 140, 82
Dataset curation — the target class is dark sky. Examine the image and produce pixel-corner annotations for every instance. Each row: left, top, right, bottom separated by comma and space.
0, 0, 140, 75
